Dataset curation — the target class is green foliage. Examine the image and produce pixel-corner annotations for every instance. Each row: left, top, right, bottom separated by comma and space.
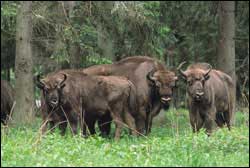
1, 109, 249, 166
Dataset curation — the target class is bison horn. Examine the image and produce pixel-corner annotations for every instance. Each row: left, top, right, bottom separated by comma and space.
147, 69, 156, 82
59, 73, 67, 88
204, 65, 212, 78
177, 61, 187, 79
36, 75, 45, 89
177, 61, 186, 71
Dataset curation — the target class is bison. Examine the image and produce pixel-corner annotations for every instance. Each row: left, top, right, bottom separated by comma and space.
1, 79, 14, 125
178, 62, 235, 135
36, 71, 138, 140
82, 56, 178, 135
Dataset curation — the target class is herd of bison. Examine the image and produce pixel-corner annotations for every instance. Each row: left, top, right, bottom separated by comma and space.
1, 56, 235, 140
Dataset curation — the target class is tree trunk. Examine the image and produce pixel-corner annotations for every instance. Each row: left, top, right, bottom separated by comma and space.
12, 1, 35, 125
218, 2, 236, 90
217, 1, 236, 121
64, 1, 82, 69
97, 1, 115, 61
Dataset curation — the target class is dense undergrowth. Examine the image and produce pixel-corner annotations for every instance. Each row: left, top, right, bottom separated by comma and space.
1, 109, 249, 166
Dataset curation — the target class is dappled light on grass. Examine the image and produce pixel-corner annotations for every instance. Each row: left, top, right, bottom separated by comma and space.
1, 109, 249, 166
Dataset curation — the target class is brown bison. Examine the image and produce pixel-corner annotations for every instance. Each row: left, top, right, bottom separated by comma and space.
36, 71, 138, 140
82, 56, 178, 134
178, 62, 235, 135
1, 79, 14, 125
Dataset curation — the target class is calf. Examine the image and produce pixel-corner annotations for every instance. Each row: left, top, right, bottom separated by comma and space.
36, 72, 138, 140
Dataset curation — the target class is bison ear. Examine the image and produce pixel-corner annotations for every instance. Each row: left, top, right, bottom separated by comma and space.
146, 70, 156, 86
36, 75, 45, 90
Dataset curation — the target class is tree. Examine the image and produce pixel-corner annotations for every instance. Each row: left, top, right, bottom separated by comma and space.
63, 1, 82, 69
217, 1, 236, 122
217, 2, 236, 93
12, 1, 35, 125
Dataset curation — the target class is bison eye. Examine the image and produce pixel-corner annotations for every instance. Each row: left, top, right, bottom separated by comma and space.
187, 81, 192, 86
201, 79, 205, 85
155, 81, 161, 88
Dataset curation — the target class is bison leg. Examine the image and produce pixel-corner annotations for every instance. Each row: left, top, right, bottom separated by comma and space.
68, 118, 78, 135
82, 122, 87, 137
114, 121, 122, 141
223, 111, 231, 131
145, 111, 153, 135
110, 111, 122, 140
215, 112, 225, 127
204, 111, 217, 136
49, 120, 56, 133
124, 110, 137, 137
82, 117, 95, 137
98, 113, 112, 137
82, 116, 96, 136
135, 117, 146, 135
59, 121, 68, 136
189, 111, 204, 133
148, 116, 153, 135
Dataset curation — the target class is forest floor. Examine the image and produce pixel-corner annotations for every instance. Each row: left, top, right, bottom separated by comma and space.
1, 108, 249, 166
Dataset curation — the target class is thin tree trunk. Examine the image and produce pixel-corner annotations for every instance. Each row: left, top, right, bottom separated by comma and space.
97, 1, 115, 61
63, 1, 82, 69
12, 1, 35, 125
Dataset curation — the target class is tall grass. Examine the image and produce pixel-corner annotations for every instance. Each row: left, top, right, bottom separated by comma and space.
1, 109, 249, 166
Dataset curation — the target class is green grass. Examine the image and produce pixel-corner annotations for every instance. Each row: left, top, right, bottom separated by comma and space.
1, 109, 249, 166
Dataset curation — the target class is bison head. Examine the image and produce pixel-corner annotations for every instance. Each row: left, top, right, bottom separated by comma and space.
178, 62, 212, 102
147, 69, 178, 107
36, 74, 67, 108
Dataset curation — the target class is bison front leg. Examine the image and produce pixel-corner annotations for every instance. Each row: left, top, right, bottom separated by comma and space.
67, 112, 78, 135
145, 111, 153, 135
135, 116, 146, 135
203, 108, 217, 136
189, 110, 204, 133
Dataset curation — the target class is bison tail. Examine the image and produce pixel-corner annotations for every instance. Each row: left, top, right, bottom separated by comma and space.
127, 81, 138, 115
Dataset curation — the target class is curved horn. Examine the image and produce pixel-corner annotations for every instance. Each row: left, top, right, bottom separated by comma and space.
59, 73, 67, 87
146, 69, 156, 82
36, 75, 45, 89
204, 65, 212, 77
177, 61, 187, 79
177, 61, 186, 70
